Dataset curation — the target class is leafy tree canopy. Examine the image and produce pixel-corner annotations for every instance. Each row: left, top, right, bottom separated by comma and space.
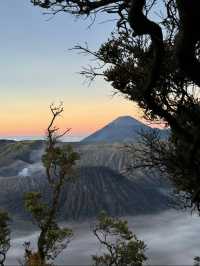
0, 210, 10, 266
30, 1, 200, 211
92, 212, 147, 266
24, 104, 79, 265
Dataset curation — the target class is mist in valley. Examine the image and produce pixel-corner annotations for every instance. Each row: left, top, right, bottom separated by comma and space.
7, 210, 200, 265
0, 138, 197, 265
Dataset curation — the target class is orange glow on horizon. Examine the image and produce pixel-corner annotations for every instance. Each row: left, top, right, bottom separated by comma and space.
0, 96, 145, 137
0, 97, 143, 137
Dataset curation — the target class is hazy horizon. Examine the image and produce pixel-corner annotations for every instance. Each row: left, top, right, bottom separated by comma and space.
0, 114, 167, 141
0, 135, 86, 142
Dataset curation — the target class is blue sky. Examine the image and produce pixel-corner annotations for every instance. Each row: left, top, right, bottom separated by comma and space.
0, 0, 142, 139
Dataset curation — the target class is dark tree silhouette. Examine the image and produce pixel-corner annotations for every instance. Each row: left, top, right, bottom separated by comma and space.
30, 1, 200, 210
0, 210, 10, 266
24, 103, 79, 265
92, 212, 147, 266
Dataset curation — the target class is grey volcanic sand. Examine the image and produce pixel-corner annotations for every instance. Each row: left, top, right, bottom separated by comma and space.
7, 210, 200, 265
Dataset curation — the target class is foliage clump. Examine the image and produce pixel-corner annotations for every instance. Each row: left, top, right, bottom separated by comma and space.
0, 210, 10, 266
24, 103, 79, 265
92, 212, 147, 266
194, 256, 200, 266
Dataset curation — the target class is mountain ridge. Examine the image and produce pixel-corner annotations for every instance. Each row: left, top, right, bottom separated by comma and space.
0, 140, 172, 220
82, 116, 164, 143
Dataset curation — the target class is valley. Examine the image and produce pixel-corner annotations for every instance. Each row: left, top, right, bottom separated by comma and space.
0, 140, 171, 220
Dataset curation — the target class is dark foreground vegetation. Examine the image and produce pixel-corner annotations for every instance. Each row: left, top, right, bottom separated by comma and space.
1, 0, 200, 265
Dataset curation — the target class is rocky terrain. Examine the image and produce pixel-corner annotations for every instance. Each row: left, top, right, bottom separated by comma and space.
0, 116, 172, 221
0, 142, 172, 220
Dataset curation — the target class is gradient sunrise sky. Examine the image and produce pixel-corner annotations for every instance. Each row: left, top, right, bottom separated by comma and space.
0, 0, 144, 139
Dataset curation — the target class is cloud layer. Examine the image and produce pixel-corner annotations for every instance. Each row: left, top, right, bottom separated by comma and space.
7, 210, 200, 265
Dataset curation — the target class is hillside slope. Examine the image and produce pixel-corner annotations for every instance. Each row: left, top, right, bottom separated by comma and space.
82, 116, 150, 143
0, 140, 172, 220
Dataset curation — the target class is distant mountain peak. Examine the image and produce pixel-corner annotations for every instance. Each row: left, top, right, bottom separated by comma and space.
82, 115, 150, 143
111, 116, 145, 126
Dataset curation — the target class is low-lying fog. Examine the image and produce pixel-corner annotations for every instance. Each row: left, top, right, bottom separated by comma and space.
7, 210, 200, 265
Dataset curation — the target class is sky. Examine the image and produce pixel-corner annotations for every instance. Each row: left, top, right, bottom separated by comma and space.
0, 0, 144, 139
